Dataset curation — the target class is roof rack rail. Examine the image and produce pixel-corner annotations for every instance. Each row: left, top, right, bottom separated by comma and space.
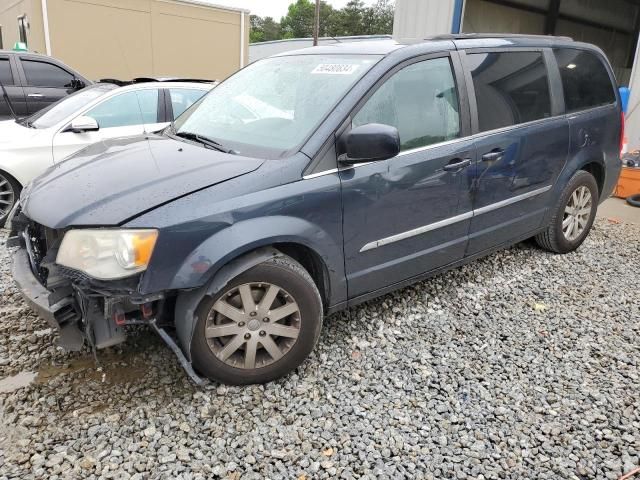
426, 33, 573, 41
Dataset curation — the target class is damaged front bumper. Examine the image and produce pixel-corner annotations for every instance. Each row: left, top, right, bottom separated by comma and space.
12, 248, 85, 350
11, 247, 122, 351
11, 241, 207, 385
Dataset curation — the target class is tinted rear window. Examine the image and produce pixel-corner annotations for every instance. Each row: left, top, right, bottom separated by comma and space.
554, 48, 615, 113
468, 51, 552, 132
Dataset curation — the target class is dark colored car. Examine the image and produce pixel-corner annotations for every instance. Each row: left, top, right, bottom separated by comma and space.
0, 50, 90, 120
8, 34, 623, 385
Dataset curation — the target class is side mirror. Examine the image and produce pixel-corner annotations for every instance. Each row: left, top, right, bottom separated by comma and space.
70, 78, 86, 90
69, 115, 99, 133
338, 123, 400, 164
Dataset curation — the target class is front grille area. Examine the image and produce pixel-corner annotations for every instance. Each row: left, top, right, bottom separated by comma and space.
22, 221, 61, 287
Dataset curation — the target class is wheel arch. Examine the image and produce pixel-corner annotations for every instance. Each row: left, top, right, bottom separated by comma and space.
542, 151, 607, 226
579, 161, 605, 196
0, 167, 23, 190
173, 240, 333, 362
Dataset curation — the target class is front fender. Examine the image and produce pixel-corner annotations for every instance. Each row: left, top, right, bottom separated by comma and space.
166, 215, 343, 292
174, 247, 281, 360
0, 146, 53, 187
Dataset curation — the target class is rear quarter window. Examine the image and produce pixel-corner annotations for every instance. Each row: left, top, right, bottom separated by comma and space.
553, 48, 616, 113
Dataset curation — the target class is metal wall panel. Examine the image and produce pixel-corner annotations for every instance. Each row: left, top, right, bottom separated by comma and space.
393, 0, 456, 40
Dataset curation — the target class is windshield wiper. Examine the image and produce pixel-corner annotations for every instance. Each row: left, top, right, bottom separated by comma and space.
174, 131, 236, 154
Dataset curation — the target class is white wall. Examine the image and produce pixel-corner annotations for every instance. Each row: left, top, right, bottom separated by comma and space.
393, 0, 456, 40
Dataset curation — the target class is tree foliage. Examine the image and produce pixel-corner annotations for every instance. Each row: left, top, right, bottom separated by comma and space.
250, 0, 395, 43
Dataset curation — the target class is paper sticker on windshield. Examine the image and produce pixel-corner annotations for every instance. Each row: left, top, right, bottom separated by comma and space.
312, 64, 359, 75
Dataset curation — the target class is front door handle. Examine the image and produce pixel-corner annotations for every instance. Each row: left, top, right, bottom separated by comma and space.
443, 158, 471, 171
27, 93, 43, 98
481, 149, 504, 162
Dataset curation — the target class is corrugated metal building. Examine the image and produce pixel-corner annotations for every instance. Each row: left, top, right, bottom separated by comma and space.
393, 0, 640, 149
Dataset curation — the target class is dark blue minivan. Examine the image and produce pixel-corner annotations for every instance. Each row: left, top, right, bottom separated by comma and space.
8, 34, 623, 384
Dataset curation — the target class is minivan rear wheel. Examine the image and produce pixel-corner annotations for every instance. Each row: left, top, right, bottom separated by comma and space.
0, 171, 20, 226
190, 255, 323, 385
535, 170, 599, 253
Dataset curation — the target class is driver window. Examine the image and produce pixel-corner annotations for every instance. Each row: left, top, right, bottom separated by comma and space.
353, 57, 460, 151
85, 90, 158, 128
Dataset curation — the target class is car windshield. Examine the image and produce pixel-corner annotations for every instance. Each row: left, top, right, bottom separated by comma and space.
173, 55, 381, 156
26, 84, 117, 129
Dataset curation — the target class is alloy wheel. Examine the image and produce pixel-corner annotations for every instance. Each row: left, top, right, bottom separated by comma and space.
205, 282, 301, 369
562, 185, 592, 241
0, 172, 14, 219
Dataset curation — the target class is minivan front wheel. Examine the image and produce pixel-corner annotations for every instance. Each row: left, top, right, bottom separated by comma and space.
535, 170, 599, 253
190, 255, 323, 385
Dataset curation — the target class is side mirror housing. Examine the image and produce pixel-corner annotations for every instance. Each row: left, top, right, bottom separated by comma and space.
338, 123, 400, 164
70, 78, 86, 90
69, 116, 99, 133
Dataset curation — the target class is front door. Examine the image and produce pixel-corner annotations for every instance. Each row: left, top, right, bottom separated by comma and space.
340, 55, 475, 300
52, 89, 160, 162
464, 50, 569, 254
19, 58, 76, 113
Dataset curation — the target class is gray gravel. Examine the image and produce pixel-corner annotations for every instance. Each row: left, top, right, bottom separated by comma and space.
0, 218, 638, 479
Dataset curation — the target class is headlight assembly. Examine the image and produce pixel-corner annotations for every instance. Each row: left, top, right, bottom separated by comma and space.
56, 229, 158, 280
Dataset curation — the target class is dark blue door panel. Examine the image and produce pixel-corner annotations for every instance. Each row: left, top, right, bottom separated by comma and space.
468, 117, 569, 254
341, 139, 475, 298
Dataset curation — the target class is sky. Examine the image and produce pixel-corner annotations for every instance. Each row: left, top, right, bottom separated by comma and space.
208, 0, 378, 19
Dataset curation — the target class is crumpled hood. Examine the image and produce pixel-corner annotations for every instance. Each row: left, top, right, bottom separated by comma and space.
0, 119, 41, 145
21, 134, 264, 228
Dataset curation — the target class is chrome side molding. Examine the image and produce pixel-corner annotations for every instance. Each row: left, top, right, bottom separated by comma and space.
359, 185, 552, 252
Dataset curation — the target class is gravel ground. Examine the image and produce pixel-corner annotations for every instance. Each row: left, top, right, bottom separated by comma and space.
0, 219, 638, 480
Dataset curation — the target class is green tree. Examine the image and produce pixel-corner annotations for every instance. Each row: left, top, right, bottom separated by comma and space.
252, 0, 394, 42
250, 15, 265, 43
369, 0, 394, 34
280, 0, 337, 39
250, 15, 282, 43
335, 0, 367, 36
281, 0, 315, 38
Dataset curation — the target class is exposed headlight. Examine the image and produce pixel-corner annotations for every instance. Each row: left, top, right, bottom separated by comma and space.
56, 229, 158, 280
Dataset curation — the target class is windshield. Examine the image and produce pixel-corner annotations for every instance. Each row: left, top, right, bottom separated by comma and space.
173, 55, 381, 156
27, 84, 117, 129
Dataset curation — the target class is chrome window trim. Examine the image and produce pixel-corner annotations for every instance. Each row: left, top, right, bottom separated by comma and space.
359, 184, 552, 253
302, 161, 374, 180
303, 92, 617, 179
304, 116, 571, 179
302, 168, 339, 180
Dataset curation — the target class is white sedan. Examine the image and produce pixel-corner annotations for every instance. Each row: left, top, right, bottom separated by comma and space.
0, 81, 214, 222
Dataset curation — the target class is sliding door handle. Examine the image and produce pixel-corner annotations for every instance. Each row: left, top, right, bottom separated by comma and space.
481, 149, 504, 162
443, 158, 471, 171
27, 93, 44, 98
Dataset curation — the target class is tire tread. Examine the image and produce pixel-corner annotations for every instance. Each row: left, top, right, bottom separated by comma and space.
535, 170, 598, 254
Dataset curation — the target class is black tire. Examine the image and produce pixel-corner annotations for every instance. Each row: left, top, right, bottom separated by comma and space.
627, 194, 640, 208
0, 171, 20, 227
535, 170, 599, 254
190, 254, 323, 385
